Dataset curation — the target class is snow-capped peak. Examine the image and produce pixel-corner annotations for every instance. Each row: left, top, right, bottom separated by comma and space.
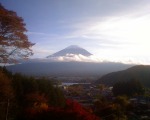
47, 45, 92, 58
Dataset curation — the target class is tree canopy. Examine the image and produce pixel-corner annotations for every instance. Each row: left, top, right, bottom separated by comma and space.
0, 4, 34, 63
112, 79, 145, 96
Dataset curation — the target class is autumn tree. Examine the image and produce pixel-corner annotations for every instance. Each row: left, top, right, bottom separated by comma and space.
0, 69, 14, 120
0, 70, 13, 101
25, 92, 49, 118
0, 4, 34, 63
25, 99, 100, 120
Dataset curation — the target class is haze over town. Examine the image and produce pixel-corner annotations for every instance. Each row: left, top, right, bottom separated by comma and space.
1, 0, 150, 64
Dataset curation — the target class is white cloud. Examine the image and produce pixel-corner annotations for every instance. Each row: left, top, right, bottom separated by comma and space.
48, 54, 106, 63
27, 2, 150, 65
59, 5, 150, 65
31, 45, 53, 58
45, 54, 150, 65
30, 12, 150, 64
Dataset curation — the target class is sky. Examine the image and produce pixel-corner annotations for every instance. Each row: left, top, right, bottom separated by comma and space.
1, 0, 150, 64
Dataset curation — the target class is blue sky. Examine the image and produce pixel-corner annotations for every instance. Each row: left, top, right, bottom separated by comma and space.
1, 0, 150, 64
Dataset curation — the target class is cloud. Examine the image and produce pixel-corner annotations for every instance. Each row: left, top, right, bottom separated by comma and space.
30, 10, 150, 64
27, 32, 49, 35
60, 5, 150, 63
26, 1, 150, 65
30, 45, 54, 58
48, 54, 106, 63
63, 2, 150, 42
45, 54, 150, 65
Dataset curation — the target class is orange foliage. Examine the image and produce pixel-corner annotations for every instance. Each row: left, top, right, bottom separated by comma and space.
25, 99, 100, 120
0, 71, 13, 100
0, 4, 34, 62
25, 92, 49, 117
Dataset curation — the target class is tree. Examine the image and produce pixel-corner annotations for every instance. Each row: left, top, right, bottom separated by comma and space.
25, 99, 100, 120
36, 78, 65, 107
0, 4, 34, 63
0, 70, 13, 101
0, 70, 14, 120
113, 79, 145, 97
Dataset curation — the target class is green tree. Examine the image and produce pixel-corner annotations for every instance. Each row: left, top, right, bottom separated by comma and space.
0, 4, 34, 63
37, 78, 65, 107
12, 74, 38, 106
113, 79, 145, 97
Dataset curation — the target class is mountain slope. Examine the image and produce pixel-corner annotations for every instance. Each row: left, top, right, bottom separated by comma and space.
96, 65, 150, 88
6, 45, 133, 78
47, 45, 92, 58
6, 62, 132, 77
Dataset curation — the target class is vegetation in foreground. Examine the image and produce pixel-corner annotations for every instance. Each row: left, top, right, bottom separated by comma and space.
0, 67, 100, 120
1, 66, 150, 120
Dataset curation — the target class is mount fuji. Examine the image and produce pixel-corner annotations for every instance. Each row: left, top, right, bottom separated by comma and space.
6, 45, 133, 77
47, 45, 92, 58
45, 45, 95, 62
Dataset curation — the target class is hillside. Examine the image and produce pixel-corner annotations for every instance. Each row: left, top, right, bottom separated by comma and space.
6, 62, 132, 77
96, 65, 150, 88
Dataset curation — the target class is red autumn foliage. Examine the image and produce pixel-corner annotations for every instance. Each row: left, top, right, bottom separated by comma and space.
62, 99, 100, 120
26, 99, 100, 120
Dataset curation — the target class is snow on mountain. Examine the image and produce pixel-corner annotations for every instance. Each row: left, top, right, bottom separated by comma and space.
47, 45, 92, 58
20, 45, 138, 64
45, 45, 102, 62
6, 45, 134, 77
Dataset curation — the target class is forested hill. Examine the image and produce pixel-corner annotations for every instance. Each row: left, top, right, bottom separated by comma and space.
6, 62, 133, 77
96, 65, 150, 88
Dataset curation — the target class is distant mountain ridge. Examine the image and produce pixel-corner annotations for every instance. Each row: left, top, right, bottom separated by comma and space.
96, 65, 150, 88
47, 45, 92, 58
6, 62, 133, 77
6, 45, 135, 79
